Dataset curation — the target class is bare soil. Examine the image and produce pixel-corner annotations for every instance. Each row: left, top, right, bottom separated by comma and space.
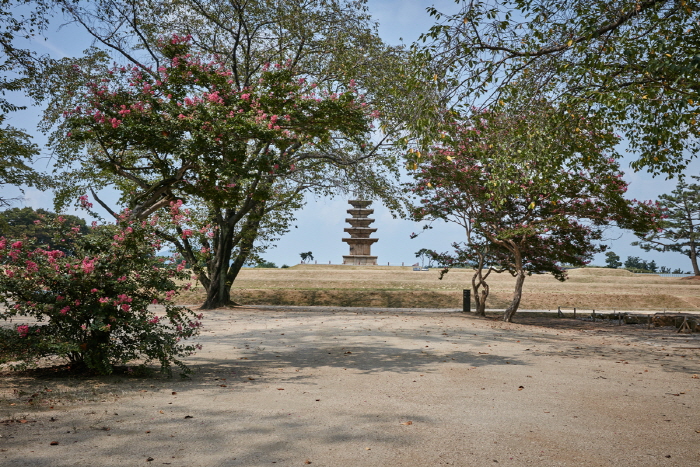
2, 306, 699, 466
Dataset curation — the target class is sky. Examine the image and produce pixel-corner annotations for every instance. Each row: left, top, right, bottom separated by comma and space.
4, 0, 699, 271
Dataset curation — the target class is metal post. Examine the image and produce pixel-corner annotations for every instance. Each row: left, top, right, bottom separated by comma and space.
462, 289, 471, 313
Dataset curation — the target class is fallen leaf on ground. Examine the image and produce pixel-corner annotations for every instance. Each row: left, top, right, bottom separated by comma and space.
401, 421, 413, 425
50, 441, 59, 446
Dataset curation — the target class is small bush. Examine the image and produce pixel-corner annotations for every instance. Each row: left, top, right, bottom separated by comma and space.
0, 216, 201, 375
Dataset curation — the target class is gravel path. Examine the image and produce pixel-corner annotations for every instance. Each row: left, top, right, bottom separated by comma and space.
1, 306, 699, 466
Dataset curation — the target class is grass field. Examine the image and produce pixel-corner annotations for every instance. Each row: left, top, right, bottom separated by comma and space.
177, 265, 700, 312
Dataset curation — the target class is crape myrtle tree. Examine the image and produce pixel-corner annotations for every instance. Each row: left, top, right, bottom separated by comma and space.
633, 176, 700, 275
410, 100, 661, 322
421, 0, 700, 177
44, 0, 410, 310
53, 33, 390, 309
0, 210, 201, 375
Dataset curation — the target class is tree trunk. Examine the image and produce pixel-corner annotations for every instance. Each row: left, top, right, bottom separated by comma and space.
199, 203, 265, 309
200, 218, 236, 310
200, 278, 235, 309
688, 238, 700, 276
473, 281, 489, 316
503, 269, 526, 322
471, 257, 491, 317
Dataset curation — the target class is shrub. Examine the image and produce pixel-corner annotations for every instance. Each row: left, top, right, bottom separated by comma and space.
0, 215, 201, 375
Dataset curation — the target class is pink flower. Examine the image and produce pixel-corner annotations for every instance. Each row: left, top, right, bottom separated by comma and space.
117, 275, 127, 282
17, 325, 29, 338
149, 316, 160, 324
5, 269, 14, 278
121, 304, 131, 312
81, 258, 96, 274
181, 229, 193, 239
99, 297, 110, 304
60, 306, 70, 315
91, 288, 99, 293
25, 261, 38, 273
11, 241, 22, 249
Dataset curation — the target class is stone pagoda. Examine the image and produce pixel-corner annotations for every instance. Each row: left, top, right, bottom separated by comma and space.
342, 200, 378, 265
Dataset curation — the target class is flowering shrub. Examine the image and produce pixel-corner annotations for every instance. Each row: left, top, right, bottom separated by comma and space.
0, 215, 201, 375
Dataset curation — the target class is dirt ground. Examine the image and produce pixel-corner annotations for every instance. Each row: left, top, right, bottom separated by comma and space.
1, 306, 699, 466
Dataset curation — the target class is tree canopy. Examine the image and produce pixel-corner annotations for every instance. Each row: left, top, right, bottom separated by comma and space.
421, 0, 700, 176
0, 0, 56, 205
411, 100, 661, 321
0, 206, 87, 249
47, 1, 408, 309
633, 176, 700, 275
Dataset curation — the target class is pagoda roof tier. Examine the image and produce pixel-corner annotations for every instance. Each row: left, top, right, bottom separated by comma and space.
346, 208, 374, 218
348, 200, 373, 208
345, 218, 375, 226
341, 237, 379, 244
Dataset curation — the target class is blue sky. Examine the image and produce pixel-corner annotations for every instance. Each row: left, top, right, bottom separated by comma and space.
4, 0, 699, 271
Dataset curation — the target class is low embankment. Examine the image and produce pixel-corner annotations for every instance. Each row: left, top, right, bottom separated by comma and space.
177, 265, 700, 312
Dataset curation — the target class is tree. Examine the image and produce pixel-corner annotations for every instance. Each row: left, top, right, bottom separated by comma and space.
605, 251, 622, 269
299, 251, 314, 264
46, 1, 407, 310
414, 248, 434, 268
633, 177, 700, 276
0, 206, 87, 248
623, 255, 658, 272
411, 100, 660, 322
0, 1, 56, 205
421, 0, 700, 177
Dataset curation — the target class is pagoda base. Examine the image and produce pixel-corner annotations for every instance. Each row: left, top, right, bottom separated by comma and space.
342, 255, 378, 265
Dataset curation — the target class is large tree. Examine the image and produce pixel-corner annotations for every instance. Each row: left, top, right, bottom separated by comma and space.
0, 0, 56, 205
421, 0, 700, 177
633, 176, 700, 275
47, 1, 407, 309
0, 206, 86, 248
411, 100, 660, 322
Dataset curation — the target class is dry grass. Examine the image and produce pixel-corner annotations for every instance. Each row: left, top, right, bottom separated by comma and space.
177, 265, 700, 312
